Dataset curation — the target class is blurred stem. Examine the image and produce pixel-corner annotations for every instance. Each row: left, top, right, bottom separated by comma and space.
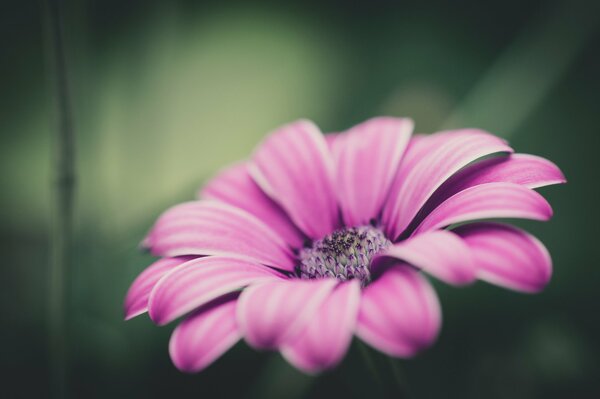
357, 341, 386, 388
357, 341, 411, 399
245, 354, 314, 399
46, 0, 75, 397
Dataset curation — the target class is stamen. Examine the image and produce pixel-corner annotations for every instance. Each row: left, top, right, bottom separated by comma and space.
297, 225, 391, 286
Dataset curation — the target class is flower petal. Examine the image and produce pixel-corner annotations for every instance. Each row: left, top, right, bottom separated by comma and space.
324, 132, 339, 149
124, 256, 195, 320
453, 222, 552, 292
145, 201, 295, 271
200, 162, 305, 248
332, 117, 413, 226
281, 280, 361, 373
249, 120, 340, 239
372, 230, 476, 285
148, 256, 281, 325
382, 129, 513, 240
237, 278, 338, 350
439, 153, 566, 193
169, 293, 240, 373
417, 153, 566, 222
414, 182, 552, 234
356, 265, 441, 357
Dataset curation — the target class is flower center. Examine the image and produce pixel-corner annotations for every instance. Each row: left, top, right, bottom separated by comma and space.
296, 225, 391, 286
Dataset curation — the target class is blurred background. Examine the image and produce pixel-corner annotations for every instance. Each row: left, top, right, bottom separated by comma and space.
1, 0, 599, 397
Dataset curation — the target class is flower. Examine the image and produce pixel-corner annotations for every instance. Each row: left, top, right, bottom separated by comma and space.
124, 117, 565, 374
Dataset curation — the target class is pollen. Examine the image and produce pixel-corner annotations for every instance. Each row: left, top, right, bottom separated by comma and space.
297, 225, 391, 285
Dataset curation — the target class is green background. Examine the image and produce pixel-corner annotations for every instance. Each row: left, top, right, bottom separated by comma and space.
2, 0, 599, 397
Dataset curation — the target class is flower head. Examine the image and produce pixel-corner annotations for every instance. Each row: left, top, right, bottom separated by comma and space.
124, 117, 565, 373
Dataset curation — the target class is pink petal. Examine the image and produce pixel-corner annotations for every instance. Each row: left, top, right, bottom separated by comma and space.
145, 201, 295, 271
418, 154, 566, 222
324, 133, 339, 150
148, 256, 281, 326
454, 222, 552, 293
124, 256, 195, 320
414, 182, 553, 234
249, 120, 340, 239
236, 278, 338, 350
440, 153, 566, 192
356, 265, 441, 357
169, 294, 240, 373
200, 162, 305, 248
382, 129, 513, 240
281, 280, 361, 373
372, 230, 476, 285
332, 117, 413, 227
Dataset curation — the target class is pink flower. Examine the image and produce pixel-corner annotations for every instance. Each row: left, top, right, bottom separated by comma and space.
124, 118, 565, 374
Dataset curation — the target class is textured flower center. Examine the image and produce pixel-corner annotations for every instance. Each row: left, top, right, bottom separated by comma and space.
297, 225, 391, 285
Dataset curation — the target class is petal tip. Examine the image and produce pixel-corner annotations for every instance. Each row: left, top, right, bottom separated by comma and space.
123, 307, 144, 321
147, 292, 169, 326
541, 200, 554, 220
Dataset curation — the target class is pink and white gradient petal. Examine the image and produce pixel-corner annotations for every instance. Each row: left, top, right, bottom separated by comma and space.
249, 120, 340, 239
454, 222, 552, 293
148, 256, 282, 326
324, 132, 340, 149
145, 201, 295, 271
169, 294, 241, 373
356, 265, 441, 357
436, 153, 566, 196
236, 278, 338, 350
124, 256, 195, 320
281, 280, 361, 373
382, 129, 513, 240
373, 230, 476, 285
414, 182, 553, 234
410, 154, 565, 230
200, 162, 305, 248
331, 117, 413, 227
